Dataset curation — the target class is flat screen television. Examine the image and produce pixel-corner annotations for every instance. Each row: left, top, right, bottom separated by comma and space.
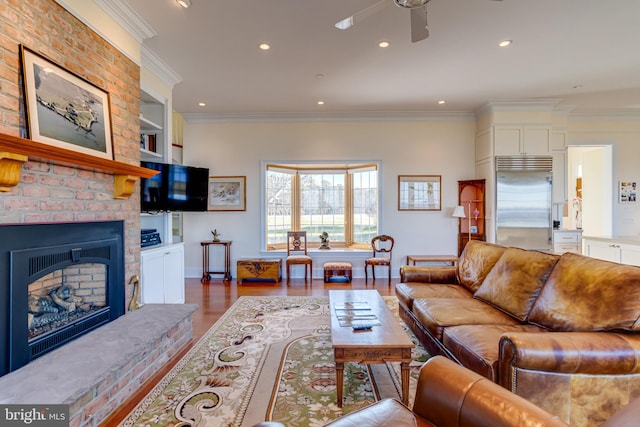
141, 161, 209, 212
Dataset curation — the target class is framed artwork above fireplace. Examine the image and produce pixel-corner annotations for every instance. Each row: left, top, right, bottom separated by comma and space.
20, 45, 114, 161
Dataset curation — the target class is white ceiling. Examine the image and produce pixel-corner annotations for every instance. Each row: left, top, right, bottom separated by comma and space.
120, 0, 640, 118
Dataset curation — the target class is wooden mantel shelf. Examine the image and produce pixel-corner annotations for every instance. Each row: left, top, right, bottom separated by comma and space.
0, 132, 158, 199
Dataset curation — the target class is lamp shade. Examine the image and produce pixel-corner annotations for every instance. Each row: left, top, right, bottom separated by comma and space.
452, 205, 466, 218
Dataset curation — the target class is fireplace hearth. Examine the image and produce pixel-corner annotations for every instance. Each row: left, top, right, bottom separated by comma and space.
0, 221, 125, 376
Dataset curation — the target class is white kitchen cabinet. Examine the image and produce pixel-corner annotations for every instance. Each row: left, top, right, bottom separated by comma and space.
551, 131, 567, 204
553, 229, 582, 254
552, 150, 567, 204
141, 243, 185, 303
583, 238, 620, 263
582, 237, 640, 267
494, 125, 551, 156
620, 243, 640, 267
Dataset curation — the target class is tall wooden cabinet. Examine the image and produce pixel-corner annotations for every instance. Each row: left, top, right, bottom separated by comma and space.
457, 179, 486, 256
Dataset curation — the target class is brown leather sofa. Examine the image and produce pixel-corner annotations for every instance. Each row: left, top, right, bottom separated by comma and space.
256, 356, 640, 427
396, 240, 640, 427
325, 356, 569, 427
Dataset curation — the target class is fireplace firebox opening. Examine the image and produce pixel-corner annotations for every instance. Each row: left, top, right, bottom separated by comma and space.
0, 221, 125, 376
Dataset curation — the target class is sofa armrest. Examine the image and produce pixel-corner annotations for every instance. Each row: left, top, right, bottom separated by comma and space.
499, 332, 640, 387
413, 356, 568, 427
399, 265, 457, 284
323, 398, 418, 427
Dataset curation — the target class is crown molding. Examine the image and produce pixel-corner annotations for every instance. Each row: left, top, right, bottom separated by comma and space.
141, 46, 183, 88
477, 99, 563, 115
568, 109, 640, 121
95, 0, 157, 43
183, 110, 475, 123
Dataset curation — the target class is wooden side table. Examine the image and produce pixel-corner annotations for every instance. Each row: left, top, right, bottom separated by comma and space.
406, 254, 458, 266
201, 240, 232, 282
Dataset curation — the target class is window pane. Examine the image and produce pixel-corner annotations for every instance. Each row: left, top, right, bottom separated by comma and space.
353, 170, 378, 244
300, 173, 345, 243
266, 170, 292, 245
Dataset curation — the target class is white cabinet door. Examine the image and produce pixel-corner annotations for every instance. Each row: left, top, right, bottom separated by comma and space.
552, 150, 567, 203
162, 244, 185, 303
523, 127, 551, 154
583, 238, 620, 263
494, 127, 522, 156
141, 249, 167, 303
620, 243, 640, 267
141, 243, 185, 303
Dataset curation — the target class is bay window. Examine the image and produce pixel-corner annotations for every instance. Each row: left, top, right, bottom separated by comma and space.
265, 162, 379, 250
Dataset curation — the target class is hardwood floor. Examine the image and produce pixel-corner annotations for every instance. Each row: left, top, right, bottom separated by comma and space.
101, 277, 395, 426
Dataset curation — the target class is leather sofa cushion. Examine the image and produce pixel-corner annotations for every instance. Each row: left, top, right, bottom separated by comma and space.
457, 240, 506, 293
529, 253, 640, 332
396, 282, 472, 311
412, 298, 519, 341
324, 397, 424, 427
443, 324, 545, 381
474, 247, 559, 321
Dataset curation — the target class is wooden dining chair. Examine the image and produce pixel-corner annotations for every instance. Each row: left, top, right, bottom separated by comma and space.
286, 231, 312, 282
364, 235, 394, 283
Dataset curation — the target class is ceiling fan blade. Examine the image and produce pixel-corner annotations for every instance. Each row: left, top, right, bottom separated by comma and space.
335, 0, 391, 30
410, 5, 429, 42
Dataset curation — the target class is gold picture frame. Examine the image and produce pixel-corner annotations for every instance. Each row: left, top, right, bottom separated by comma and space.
398, 175, 442, 211
208, 176, 246, 211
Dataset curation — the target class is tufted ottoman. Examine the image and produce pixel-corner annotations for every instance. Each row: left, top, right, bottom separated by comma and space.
323, 261, 352, 283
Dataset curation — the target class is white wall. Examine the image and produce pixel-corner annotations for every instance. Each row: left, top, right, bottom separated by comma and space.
181, 117, 477, 278
568, 117, 640, 237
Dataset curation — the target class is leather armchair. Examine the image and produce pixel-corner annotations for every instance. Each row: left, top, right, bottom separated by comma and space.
325, 356, 569, 427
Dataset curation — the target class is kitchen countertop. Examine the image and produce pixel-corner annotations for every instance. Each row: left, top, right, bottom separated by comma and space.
582, 235, 640, 244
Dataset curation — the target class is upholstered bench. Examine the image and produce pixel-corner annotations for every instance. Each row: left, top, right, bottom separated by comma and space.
237, 258, 282, 283
323, 261, 352, 282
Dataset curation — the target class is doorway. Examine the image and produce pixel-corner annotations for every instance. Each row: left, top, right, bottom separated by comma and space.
567, 145, 613, 236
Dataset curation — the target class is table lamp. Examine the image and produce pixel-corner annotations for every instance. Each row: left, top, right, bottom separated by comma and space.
452, 205, 470, 241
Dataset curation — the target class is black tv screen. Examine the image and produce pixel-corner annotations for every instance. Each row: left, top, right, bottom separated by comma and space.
141, 161, 209, 212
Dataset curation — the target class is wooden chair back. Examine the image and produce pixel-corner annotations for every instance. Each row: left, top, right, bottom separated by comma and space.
371, 235, 394, 260
287, 231, 308, 256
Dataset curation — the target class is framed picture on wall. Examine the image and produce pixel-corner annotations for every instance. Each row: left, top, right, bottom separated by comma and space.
208, 176, 246, 211
619, 181, 637, 203
398, 175, 442, 211
20, 45, 114, 161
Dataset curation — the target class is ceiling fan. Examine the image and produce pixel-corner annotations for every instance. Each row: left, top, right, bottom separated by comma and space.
335, 0, 503, 43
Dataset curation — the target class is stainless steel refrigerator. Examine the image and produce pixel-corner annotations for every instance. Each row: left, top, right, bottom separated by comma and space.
495, 156, 553, 251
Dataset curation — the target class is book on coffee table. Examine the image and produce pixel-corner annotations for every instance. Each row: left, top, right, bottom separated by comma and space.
334, 301, 370, 310
336, 315, 381, 328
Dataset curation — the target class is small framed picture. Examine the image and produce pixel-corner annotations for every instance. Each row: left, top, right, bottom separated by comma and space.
397, 175, 441, 211
470, 225, 478, 234
619, 181, 637, 203
208, 176, 246, 211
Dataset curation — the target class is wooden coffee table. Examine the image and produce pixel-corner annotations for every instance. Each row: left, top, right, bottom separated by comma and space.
329, 289, 414, 407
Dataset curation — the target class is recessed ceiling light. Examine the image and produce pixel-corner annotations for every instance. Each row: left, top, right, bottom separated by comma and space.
378, 41, 390, 48
498, 40, 512, 47
317, 101, 325, 105
259, 43, 271, 50
176, 0, 191, 8
198, 102, 206, 107
438, 100, 446, 105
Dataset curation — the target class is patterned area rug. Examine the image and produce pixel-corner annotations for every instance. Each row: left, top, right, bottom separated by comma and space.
119, 295, 428, 427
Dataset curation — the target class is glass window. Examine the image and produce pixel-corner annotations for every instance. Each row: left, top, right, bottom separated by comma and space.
265, 163, 379, 249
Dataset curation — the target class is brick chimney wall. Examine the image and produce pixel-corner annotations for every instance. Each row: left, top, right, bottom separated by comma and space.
0, 0, 142, 302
